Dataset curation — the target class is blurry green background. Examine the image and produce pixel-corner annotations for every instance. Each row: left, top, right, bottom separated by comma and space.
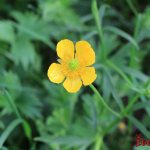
0, 0, 150, 150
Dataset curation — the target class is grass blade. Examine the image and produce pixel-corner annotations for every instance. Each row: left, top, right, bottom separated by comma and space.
0, 119, 22, 148
92, 0, 106, 59
132, 101, 150, 111
104, 26, 139, 50
4, 89, 21, 119
128, 116, 150, 138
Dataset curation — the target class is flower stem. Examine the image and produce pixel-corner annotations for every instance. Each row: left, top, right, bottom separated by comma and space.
92, 0, 106, 60
89, 84, 121, 118
94, 135, 103, 150
102, 93, 141, 135
121, 93, 141, 116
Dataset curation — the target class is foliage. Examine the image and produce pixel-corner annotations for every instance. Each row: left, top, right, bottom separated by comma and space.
0, 0, 150, 150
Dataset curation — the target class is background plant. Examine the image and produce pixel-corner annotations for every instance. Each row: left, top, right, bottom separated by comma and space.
0, 0, 150, 150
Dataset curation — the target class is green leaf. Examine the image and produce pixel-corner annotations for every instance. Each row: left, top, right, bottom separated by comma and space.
43, 80, 79, 106
142, 7, 150, 29
92, 0, 102, 30
11, 38, 36, 70
35, 135, 92, 148
39, 0, 83, 31
134, 146, 150, 150
0, 119, 22, 148
4, 89, 21, 119
0, 146, 8, 150
104, 26, 139, 50
101, 70, 112, 100
141, 96, 150, 116
128, 116, 150, 138
138, 29, 150, 42
111, 43, 131, 65
52, 136, 91, 148
0, 71, 21, 115
132, 101, 150, 111
103, 67, 124, 109
22, 121, 32, 139
82, 94, 98, 128
0, 21, 15, 43
0, 55, 7, 72
82, 31, 97, 40
99, 4, 110, 24
16, 93, 42, 119
123, 67, 148, 82
46, 108, 71, 135
11, 11, 54, 49
103, 34, 120, 57
0, 71, 21, 92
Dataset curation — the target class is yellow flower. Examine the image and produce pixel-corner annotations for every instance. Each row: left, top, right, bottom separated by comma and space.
47, 39, 97, 93
118, 122, 126, 132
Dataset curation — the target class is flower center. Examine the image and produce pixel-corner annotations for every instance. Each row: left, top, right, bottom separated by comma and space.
68, 59, 79, 71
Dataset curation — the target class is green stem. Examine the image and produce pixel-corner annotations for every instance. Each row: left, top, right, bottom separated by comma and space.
94, 135, 103, 150
102, 117, 121, 135
107, 60, 144, 94
121, 93, 141, 116
92, 0, 106, 60
130, 14, 142, 67
4, 89, 22, 119
89, 84, 121, 118
134, 14, 142, 39
102, 93, 141, 135
3, 89, 32, 140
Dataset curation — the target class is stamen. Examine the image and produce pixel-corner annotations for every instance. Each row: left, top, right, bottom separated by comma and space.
57, 59, 62, 63
68, 59, 79, 70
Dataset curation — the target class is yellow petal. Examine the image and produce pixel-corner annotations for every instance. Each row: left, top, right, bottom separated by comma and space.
56, 39, 74, 61
75, 41, 95, 66
80, 67, 97, 85
63, 77, 82, 93
47, 63, 65, 83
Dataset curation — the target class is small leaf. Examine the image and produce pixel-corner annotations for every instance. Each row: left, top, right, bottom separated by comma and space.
11, 38, 36, 70
0, 121, 4, 129
22, 121, 32, 139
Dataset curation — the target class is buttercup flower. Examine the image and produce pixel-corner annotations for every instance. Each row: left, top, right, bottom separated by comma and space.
47, 39, 97, 93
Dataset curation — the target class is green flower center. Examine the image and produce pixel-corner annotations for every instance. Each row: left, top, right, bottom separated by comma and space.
68, 59, 79, 70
